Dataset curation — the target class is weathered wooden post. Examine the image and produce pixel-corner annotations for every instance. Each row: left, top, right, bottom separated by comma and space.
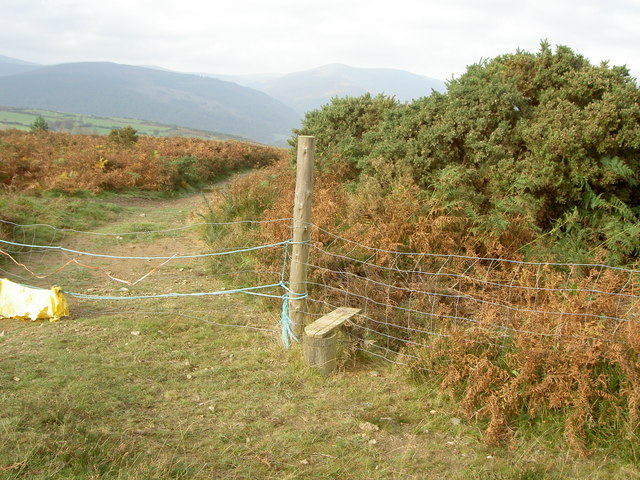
303, 307, 361, 375
288, 135, 315, 339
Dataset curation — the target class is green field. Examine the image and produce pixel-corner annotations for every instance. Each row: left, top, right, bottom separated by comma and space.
0, 107, 246, 140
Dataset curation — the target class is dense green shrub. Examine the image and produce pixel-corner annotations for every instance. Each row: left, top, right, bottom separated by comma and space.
294, 42, 640, 265
30, 115, 49, 132
292, 93, 398, 176
108, 126, 139, 146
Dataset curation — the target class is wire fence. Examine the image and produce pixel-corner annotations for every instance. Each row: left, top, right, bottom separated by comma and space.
0, 217, 299, 344
2, 217, 640, 369
302, 224, 640, 369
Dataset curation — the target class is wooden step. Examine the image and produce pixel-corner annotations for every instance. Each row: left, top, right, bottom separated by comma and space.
304, 307, 361, 338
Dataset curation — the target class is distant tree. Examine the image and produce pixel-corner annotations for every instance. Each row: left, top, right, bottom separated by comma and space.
30, 115, 49, 132
108, 126, 139, 146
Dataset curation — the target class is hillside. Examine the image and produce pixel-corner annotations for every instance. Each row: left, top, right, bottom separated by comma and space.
0, 62, 301, 144
0, 54, 41, 76
206, 64, 446, 115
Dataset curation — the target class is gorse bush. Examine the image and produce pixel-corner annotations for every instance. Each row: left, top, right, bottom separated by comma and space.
108, 125, 139, 146
294, 41, 640, 265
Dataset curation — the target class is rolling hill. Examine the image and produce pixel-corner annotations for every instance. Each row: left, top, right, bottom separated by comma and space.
0, 54, 41, 76
0, 62, 301, 144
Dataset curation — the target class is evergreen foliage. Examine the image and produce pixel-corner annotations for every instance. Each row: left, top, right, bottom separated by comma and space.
108, 126, 139, 146
294, 42, 640, 265
30, 114, 49, 132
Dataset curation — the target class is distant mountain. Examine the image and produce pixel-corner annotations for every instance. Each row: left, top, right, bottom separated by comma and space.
0, 62, 301, 144
0, 55, 446, 140
221, 64, 447, 115
0, 54, 41, 76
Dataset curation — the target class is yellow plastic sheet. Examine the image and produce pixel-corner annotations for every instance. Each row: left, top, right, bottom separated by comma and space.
0, 279, 69, 321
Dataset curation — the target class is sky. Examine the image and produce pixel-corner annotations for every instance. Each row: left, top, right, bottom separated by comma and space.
2, 0, 639, 81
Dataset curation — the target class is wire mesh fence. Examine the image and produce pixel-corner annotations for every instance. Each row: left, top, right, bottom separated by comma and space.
3, 217, 640, 368
302, 224, 640, 369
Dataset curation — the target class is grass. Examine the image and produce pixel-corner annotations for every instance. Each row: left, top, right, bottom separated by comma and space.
0, 194, 123, 229
2, 298, 639, 479
0, 194, 124, 253
2, 187, 639, 479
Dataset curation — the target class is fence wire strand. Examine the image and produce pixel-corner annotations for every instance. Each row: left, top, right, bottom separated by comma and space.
301, 223, 640, 367
2, 217, 640, 367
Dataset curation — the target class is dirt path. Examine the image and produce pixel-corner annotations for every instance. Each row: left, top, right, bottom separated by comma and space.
2, 185, 243, 306
66, 192, 211, 261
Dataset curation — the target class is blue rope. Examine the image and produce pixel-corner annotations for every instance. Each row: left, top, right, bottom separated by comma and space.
279, 282, 306, 348
281, 294, 293, 348
4, 234, 312, 348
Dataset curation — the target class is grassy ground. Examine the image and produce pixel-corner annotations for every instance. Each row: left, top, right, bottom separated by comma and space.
1, 189, 639, 479
3, 307, 639, 479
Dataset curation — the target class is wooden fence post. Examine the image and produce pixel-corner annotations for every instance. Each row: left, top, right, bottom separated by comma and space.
288, 135, 315, 340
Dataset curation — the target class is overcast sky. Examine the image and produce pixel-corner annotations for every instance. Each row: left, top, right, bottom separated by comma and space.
2, 0, 639, 80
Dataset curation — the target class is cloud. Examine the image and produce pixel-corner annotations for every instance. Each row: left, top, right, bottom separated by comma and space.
0, 0, 638, 79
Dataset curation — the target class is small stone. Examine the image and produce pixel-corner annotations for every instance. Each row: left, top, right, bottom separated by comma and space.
186, 374, 193, 380
140, 213, 146, 217
131, 331, 140, 336
299, 459, 309, 465
429, 410, 437, 415
118, 287, 129, 293
486, 455, 495, 460
359, 421, 380, 433
208, 406, 216, 412
0, 331, 5, 336
368, 439, 378, 445
13, 376, 20, 382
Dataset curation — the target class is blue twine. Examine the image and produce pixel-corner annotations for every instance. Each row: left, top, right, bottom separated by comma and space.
279, 282, 306, 348
4, 232, 311, 348
281, 294, 292, 348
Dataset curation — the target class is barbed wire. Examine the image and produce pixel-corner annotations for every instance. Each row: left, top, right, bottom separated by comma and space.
310, 224, 640, 273
0, 217, 293, 236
